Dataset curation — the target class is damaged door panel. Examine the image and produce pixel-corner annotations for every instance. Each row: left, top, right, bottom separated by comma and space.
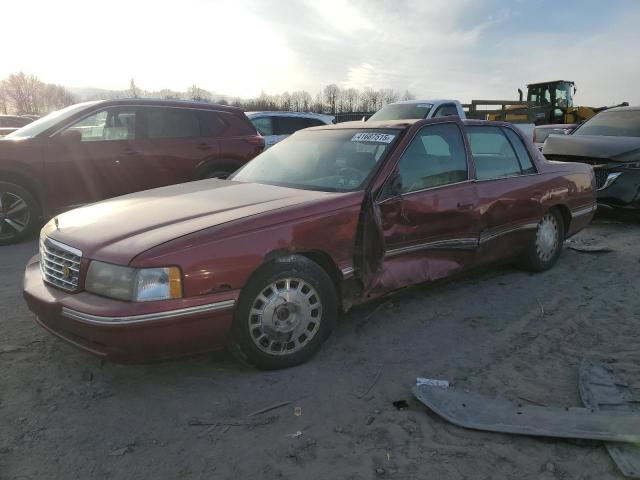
413, 384, 640, 443
580, 359, 640, 479
363, 122, 480, 297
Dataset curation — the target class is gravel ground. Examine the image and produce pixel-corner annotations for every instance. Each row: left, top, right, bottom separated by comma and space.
1, 214, 639, 479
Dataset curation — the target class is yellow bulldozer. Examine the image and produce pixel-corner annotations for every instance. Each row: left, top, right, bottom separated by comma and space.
464, 80, 627, 126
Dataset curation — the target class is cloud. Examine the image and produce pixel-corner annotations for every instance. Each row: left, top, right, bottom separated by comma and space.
0, 0, 638, 105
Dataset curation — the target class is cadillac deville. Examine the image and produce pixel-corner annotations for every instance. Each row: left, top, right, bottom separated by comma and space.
23, 117, 596, 369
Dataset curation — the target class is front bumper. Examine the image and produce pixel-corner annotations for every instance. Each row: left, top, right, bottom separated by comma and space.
23, 256, 238, 363
596, 168, 640, 210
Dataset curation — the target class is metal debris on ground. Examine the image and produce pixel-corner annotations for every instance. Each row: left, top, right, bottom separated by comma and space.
567, 244, 613, 253
580, 358, 640, 479
286, 431, 303, 438
293, 406, 302, 417
413, 383, 640, 442
416, 378, 449, 388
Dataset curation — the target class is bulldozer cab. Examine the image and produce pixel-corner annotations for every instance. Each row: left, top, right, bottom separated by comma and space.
526, 80, 575, 124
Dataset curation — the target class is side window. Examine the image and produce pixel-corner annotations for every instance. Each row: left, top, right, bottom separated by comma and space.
433, 104, 459, 118
395, 123, 468, 194
198, 111, 228, 137
305, 118, 326, 127
65, 108, 136, 142
275, 116, 307, 135
145, 107, 200, 139
251, 117, 273, 136
466, 126, 525, 180
503, 128, 536, 174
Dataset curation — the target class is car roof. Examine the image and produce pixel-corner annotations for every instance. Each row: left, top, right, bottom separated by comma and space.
92, 98, 244, 113
304, 118, 514, 132
0, 114, 28, 120
384, 99, 459, 106
245, 111, 335, 121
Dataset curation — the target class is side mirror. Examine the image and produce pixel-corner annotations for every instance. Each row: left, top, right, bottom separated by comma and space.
361, 116, 367, 122
58, 129, 82, 143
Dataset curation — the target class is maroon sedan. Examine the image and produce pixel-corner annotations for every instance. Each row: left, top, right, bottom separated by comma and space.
0, 99, 264, 245
23, 117, 596, 369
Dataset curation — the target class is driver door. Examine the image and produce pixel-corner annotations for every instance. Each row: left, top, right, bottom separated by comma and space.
370, 122, 480, 295
46, 106, 143, 211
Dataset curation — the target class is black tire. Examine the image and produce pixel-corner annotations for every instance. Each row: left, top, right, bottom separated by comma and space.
0, 181, 40, 246
229, 255, 338, 370
519, 208, 565, 272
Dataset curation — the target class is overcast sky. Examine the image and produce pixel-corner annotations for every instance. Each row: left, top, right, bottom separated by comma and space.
3, 0, 639, 105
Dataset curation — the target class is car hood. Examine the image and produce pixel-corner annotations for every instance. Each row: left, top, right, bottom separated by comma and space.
543, 134, 640, 162
44, 180, 338, 264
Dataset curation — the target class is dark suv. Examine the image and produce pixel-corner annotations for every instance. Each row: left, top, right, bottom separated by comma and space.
0, 99, 264, 244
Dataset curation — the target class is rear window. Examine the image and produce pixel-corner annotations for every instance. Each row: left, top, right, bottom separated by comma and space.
574, 110, 640, 137
145, 107, 200, 139
275, 116, 308, 135
467, 126, 531, 180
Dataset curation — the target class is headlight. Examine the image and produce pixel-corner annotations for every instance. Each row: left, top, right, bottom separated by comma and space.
85, 261, 182, 302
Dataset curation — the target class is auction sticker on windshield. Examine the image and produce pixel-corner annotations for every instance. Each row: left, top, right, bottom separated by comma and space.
351, 132, 396, 143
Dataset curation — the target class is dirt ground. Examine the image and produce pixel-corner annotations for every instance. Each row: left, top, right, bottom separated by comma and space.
1, 213, 639, 480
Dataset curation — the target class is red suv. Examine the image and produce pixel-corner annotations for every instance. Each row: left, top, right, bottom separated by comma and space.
0, 99, 264, 245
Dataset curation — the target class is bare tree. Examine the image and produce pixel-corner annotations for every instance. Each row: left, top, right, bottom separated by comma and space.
401, 89, 416, 101
323, 84, 340, 114
129, 78, 139, 98
0, 72, 75, 115
188, 85, 212, 102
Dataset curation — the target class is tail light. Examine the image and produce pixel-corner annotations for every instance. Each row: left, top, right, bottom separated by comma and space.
246, 136, 265, 154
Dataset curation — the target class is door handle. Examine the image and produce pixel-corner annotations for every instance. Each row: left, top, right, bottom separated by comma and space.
197, 143, 213, 151
457, 202, 474, 210
122, 149, 139, 156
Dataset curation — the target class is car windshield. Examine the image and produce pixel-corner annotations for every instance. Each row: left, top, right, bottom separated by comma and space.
369, 103, 433, 121
4, 101, 100, 139
231, 128, 401, 192
573, 110, 640, 137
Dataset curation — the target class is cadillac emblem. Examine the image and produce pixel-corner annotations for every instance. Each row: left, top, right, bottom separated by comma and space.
63, 265, 71, 280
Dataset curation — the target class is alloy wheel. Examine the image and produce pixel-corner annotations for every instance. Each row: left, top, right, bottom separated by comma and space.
248, 277, 323, 355
0, 191, 30, 241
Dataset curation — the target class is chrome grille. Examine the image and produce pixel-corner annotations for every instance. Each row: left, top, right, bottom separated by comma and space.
594, 168, 608, 189
40, 236, 82, 292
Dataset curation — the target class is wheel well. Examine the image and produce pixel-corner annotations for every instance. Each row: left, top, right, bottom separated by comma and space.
195, 159, 244, 179
0, 170, 42, 210
262, 249, 343, 304
551, 204, 571, 237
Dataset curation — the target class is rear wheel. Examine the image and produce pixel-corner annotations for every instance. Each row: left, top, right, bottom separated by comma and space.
519, 208, 564, 271
0, 182, 40, 246
229, 255, 338, 370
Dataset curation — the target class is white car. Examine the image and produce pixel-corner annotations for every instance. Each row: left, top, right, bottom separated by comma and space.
246, 111, 335, 148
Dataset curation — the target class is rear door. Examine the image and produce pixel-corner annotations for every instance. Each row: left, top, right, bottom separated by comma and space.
466, 125, 544, 264
132, 106, 222, 189
373, 121, 480, 293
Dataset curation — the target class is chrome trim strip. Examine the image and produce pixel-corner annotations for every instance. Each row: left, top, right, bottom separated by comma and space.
480, 222, 538, 244
44, 237, 83, 257
341, 267, 355, 277
385, 237, 478, 258
571, 204, 597, 218
597, 172, 622, 191
61, 300, 236, 325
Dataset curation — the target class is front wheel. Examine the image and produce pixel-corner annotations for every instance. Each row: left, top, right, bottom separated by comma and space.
519, 208, 565, 272
229, 255, 338, 370
0, 182, 40, 246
